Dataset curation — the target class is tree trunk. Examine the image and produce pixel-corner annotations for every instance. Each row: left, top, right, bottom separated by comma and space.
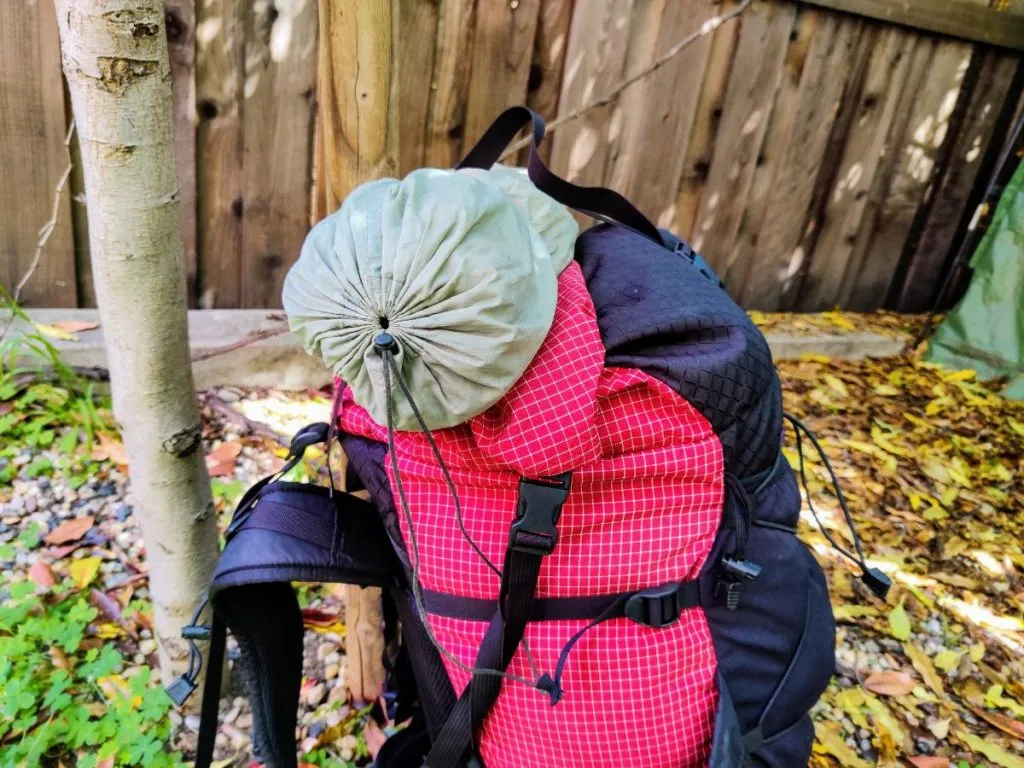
313, 0, 399, 702
54, 0, 218, 684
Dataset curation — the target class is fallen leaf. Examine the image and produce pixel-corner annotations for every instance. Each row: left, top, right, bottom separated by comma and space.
933, 650, 962, 673
864, 670, 916, 697
301, 607, 346, 636
91, 434, 128, 467
70, 557, 101, 589
889, 602, 912, 640
50, 320, 99, 334
29, 560, 56, 588
941, 536, 969, 559
969, 643, 985, 663
207, 440, 243, 477
49, 646, 72, 671
970, 706, 1024, 740
905, 643, 945, 698
927, 717, 951, 739
908, 758, 949, 768
89, 589, 138, 639
834, 604, 878, 621
96, 757, 115, 768
364, 719, 388, 760
34, 322, 79, 341
985, 685, 1024, 719
44, 516, 95, 546
956, 729, 1024, 768
48, 542, 84, 559
812, 721, 872, 768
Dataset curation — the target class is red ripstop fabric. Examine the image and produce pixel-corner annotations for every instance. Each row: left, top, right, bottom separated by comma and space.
338, 262, 725, 767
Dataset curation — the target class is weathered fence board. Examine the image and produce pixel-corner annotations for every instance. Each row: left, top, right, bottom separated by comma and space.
2, 0, 1022, 312
0, 0, 75, 308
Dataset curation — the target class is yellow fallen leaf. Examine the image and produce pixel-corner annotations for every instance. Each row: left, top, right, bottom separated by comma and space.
97, 675, 142, 707
799, 353, 833, 364
957, 729, 1024, 768
969, 643, 985, 663
939, 487, 959, 507
986, 685, 1024, 719
813, 721, 872, 768
834, 605, 878, 621
941, 369, 976, 382
933, 650, 961, 673
34, 322, 80, 342
822, 311, 856, 331
1009, 418, 1024, 438
836, 687, 870, 729
825, 374, 849, 397
941, 537, 969, 559
863, 691, 907, 747
923, 506, 948, 522
889, 602, 911, 640
69, 557, 102, 589
921, 458, 952, 484
94, 623, 125, 639
905, 643, 945, 698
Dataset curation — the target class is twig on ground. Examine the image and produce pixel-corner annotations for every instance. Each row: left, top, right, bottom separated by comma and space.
500, 0, 753, 160
201, 391, 290, 447
189, 323, 290, 364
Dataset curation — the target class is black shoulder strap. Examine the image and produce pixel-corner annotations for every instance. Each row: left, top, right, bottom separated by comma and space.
425, 474, 571, 768
457, 106, 667, 248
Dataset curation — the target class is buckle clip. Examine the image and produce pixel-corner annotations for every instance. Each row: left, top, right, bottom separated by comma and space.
288, 422, 330, 459
509, 473, 571, 556
625, 582, 684, 628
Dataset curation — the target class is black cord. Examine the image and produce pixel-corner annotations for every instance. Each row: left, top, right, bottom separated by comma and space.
783, 413, 868, 569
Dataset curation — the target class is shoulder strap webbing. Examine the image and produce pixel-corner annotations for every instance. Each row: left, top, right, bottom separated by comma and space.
425, 474, 571, 768
456, 106, 666, 248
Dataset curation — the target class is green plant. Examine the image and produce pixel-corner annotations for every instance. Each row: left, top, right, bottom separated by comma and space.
0, 579, 180, 766
0, 286, 115, 487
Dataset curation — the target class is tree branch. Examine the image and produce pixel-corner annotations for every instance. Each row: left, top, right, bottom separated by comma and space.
500, 0, 753, 160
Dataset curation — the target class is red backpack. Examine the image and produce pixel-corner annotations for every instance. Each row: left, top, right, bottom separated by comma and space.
176, 108, 887, 768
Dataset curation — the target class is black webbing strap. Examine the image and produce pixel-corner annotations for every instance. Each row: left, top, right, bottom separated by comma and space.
425, 474, 572, 768
193, 613, 226, 768
456, 106, 666, 247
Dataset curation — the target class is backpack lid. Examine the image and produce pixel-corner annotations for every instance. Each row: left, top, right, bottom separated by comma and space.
283, 167, 576, 431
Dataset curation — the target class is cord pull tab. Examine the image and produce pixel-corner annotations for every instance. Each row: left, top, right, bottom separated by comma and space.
165, 674, 198, 707
862, 567, 891, 599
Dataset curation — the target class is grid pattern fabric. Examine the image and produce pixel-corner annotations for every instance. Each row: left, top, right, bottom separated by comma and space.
339, 262, 723, 767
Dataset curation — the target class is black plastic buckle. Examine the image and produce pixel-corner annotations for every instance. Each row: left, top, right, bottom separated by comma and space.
181, 624, 211, 642
508, 473, 571, 556
625, 582, 685, 628
862, 567, 891, 599
658, 228, 725, 288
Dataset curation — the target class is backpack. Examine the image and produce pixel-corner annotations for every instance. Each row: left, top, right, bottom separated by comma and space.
172, 107, 889, 768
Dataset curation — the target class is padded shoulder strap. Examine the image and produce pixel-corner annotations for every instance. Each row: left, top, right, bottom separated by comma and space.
457, 106, 667, 247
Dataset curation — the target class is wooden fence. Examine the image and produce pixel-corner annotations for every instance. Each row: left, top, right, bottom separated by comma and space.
2, 0, 1022, 312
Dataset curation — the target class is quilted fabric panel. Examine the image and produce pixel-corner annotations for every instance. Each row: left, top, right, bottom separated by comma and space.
577, 224, 781, 478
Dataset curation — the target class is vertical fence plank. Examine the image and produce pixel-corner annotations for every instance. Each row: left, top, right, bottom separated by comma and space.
423, 0, 477, 168
893, 50, 1021, 312
398, 0, 441, 174
0, 0, 76, 307
240, 0, 318, 309
691, 0, 796, 279
740, 14, 863, 309
842, 38, 973, 310
550, 0, 635, 185
794, 25, 917, 310
725, 7, 820, 299
673, 0, 744, 240
463, 0, 542, 154
166, 0, 199, 305
615, 0, 721, 224
525, 0, 574, 162
196, 0, 245, 308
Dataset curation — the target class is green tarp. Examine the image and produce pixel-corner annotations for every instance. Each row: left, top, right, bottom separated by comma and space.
925, 159, 1024, 399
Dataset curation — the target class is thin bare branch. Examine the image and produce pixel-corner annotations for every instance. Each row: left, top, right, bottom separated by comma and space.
189, 322, 290, 363
500, 0, 753, 160
15, 120, 77, 302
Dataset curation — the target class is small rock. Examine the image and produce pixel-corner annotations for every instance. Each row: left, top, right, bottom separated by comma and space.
6, 497, 25, 514
139, 639, 157, 656
303, 682, 327, 707
316, 642, 335, 662
328, 684, 347, 704
23, 497, 37, 514
308, 721, 326, 739
168, 710, 183, 727
236, 712, 252, 730
115, 503, 133, 521
915, 736, 936, 754
37, 477, 51, 491
97, 482, 118, 498
325, 709, 344, 729
215, 733, 229, 750
323, 651, 341, 667
324, 663, 340, 680
218, 389, 241, 403
184, 715, 202, 732
224, 705, 240, 724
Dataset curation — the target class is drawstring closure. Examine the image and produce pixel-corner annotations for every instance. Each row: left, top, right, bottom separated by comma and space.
374, 332, 543, 686
783, 413, 891, 599
165, 595, 211, 706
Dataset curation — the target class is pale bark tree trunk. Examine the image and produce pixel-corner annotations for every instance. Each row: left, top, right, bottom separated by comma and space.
54, 0, 218, 684
313, 0, 398, 702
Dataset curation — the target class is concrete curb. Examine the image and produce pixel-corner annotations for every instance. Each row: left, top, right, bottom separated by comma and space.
8, 309, 906, 389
